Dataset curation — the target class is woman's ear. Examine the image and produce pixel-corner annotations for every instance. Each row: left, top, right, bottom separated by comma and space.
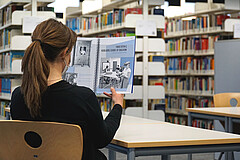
60, 47, 69, 58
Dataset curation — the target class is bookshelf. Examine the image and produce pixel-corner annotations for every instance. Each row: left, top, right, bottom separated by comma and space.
81, 14, 164, 36
66, 0, 165, 117
164, 7, 240, 128
0, 0, 55, 119
0, 11, 56, 31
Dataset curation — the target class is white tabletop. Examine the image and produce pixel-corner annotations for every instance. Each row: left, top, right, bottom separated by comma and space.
102, 111, 165, 125
103, 112, 240, 148
186, 107, 240, 118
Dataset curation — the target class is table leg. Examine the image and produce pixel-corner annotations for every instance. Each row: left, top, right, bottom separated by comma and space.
224, 117, 230, 160
127, 148, 135, 160
225, 117, 229, 132
188, 154, 192, 160
188, 112, 192, 127
187, 113, 192, 160
228, 117, 234, 160
108, 149, 116, 160
162, 155, 170, 160
229, 117, 233, 133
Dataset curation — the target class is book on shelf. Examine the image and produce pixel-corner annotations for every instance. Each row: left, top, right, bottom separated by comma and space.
166, 77, 214, 95
125, 8, 142, 16
166, 56, 214, 74
99, 98, 112, 112
165, 35, 219, 54
80, 8, 143, 32
0, 29, 22, 50
0, 78, 21, 97
137, 55, 164, 62
156, 29, 165, 38
113, 8, 124, 24
0, 5, 24, 27
149, 55, 164, 62
166, 115, 187, 125
149, 77, 164, 86
148, 99, 164, 110
192, 119, 213, 130
165, 14, 236, 35
103, 30, 135, 38
66, 17, 82, 33
166, 96, 214, 112
166, 114, 213, 129
81, 8, 125, 31
0, 51, 24, 72
0, 101, 10, 118
63, 36, 136, 94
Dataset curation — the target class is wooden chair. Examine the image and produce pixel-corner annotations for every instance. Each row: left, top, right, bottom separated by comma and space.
214, 93, 240, 107
0, 120, 83, 160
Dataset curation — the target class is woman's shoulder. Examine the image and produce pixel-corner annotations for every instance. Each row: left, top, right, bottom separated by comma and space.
71, 85, 95, 98
12, 86, 22, 97
11, 86, 24, 104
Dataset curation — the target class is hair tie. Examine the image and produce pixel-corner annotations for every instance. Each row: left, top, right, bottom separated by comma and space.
32, 39, 42, 44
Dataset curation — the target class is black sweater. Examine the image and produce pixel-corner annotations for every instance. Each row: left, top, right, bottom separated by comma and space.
10, 80, 122, 160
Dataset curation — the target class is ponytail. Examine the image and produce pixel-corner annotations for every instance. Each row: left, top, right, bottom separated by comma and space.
21, 19, 77, 118
21, 40, 49, 118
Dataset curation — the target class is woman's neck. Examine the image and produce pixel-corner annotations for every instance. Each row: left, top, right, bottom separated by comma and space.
47, 62, 63, 86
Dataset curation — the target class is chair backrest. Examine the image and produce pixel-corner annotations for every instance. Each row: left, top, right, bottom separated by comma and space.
214, 93, 240, 107
125, 107, 142, 118
125, 107, 165, 121
148, 110, 165, 122
0, 120, 83, 160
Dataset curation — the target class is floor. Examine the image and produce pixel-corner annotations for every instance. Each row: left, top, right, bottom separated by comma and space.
101, 148, 215, 160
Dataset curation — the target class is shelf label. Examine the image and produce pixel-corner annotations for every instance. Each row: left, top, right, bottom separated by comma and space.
234, 23, 240, 38
22, 16, 44, 34
136, 20, 157, 36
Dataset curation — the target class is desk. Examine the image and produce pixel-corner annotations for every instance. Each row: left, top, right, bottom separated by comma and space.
187, 107, 240, 160
187, 107, 240, 133
104, 112, 240, 160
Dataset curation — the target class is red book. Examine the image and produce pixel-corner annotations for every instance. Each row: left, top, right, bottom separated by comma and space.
125, 8, 142, 16
201, 38, 208, 50
217, 15, 224, 26
155, 82, 163, 86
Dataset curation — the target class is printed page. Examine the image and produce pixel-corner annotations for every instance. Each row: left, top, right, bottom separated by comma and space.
63, 37, 98, 91
95, 36, 136, 94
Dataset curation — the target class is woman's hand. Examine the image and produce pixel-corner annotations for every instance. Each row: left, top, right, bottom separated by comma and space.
103, 87, 124, 107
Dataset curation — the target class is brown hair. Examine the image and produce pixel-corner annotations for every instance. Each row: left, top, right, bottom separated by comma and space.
21, 19, 77, 118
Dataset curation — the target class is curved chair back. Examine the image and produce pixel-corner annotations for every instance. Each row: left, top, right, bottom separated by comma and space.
125, 107, 142, 118
148, 110, 165, 122
214, 93, 240, 107
0, 120, 83, 160
125, 107, 165, 121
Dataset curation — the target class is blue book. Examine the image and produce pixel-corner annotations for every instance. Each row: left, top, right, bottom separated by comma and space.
151, 56, 164, 62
